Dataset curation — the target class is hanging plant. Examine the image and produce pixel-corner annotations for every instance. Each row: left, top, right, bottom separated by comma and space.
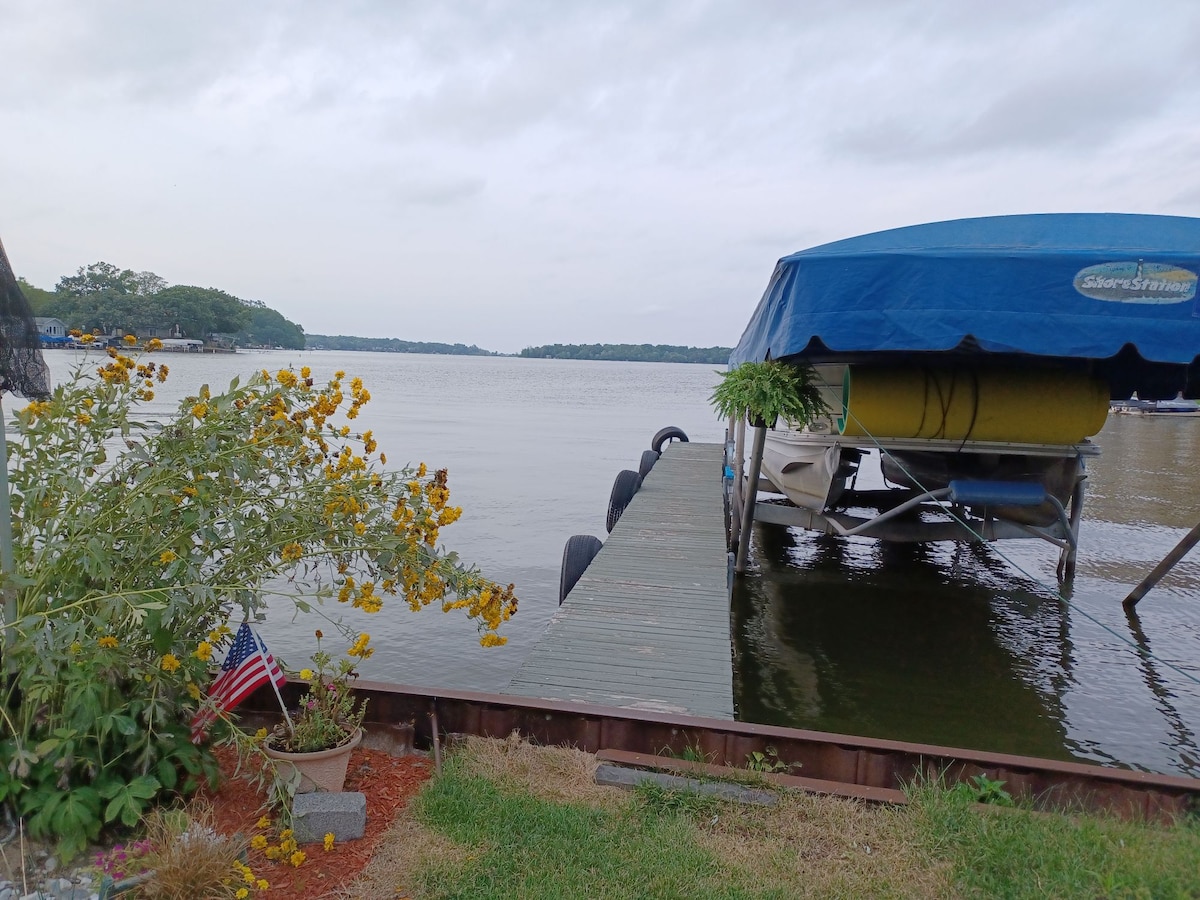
710, 359, 829, 429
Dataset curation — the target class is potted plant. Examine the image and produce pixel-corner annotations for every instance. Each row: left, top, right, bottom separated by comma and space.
710, 359, 829, 429
262, 630, 370, 794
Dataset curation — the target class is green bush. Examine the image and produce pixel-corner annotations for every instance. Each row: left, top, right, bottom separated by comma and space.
0, 344, 516, 857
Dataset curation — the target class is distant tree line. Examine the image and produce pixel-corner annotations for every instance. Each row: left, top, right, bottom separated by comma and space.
519, 343, 732, 364
306, 335, 498, 355
20, 262, 306, 349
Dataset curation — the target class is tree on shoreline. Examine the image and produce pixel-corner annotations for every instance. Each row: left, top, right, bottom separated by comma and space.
26, 262, 305, 349
519, 343, 732, 364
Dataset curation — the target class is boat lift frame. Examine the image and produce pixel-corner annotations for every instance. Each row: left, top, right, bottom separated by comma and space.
726, 417, 1097, 581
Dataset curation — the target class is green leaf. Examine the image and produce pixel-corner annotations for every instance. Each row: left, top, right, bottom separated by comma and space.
157, 756, 179, 791
103, 775, 161, 827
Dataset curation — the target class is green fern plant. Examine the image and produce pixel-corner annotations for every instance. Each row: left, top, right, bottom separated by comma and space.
710, 359, 829, 429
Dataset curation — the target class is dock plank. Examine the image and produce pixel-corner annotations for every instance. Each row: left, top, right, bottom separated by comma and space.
506, 442, 734, 718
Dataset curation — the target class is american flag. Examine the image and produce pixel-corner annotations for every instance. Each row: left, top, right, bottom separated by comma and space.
190, 622, 285, 742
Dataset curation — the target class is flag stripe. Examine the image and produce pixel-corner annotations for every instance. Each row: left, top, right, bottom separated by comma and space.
190, 623, 286, 740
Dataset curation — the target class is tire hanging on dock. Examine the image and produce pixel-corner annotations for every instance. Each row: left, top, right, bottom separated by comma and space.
638, 449, 659, 479
606, 469, 641, 533
651, 426, 688, 453
559, 534, 603, 604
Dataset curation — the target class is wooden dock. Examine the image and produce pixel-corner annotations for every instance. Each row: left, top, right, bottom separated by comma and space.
506, 441, 734, 718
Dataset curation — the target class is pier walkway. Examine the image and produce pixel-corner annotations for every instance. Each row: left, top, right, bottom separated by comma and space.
506, 441, 734, 718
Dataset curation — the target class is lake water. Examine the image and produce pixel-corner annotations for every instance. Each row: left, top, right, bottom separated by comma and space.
41, 350, 1200, 777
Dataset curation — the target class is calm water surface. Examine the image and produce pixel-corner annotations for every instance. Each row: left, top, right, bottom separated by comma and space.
43, 350, 1200, 776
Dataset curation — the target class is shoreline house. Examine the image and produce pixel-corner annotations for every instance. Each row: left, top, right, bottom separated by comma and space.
34, 316, 71, 346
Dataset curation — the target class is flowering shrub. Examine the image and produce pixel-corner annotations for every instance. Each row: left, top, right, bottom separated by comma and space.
268, 629, 368, 753
92, 839, 152, 881
0, 349, 517, 857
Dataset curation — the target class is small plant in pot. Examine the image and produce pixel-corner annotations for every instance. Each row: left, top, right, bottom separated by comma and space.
263, 629, 370, 793
710, 359, 829, 429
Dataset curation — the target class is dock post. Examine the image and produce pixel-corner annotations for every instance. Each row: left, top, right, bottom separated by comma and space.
730, 416, 746, 550
1124, 520, 1200, 610
1056, 466, 1086, 582
734, 422, 767, 574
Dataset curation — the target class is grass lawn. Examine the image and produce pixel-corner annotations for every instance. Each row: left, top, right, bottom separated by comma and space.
350, 735, 1200, 899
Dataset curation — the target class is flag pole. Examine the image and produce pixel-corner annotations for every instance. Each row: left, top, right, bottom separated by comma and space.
251, 623, 295, 733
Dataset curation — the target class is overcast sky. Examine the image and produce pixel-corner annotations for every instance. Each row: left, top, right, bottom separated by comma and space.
4, 1, 1199, 353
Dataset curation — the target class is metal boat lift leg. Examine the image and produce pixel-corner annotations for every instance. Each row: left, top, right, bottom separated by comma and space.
1123, 520, 1200, 610
729, 416, 746, 551
735, 423, 766, 574
1056, 466, 1086, 583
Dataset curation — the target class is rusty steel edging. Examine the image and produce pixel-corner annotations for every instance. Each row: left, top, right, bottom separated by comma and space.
245, 678, 1200, 821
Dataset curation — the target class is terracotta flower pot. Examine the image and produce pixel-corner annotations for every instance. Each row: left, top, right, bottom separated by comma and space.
263, 728, 362, 793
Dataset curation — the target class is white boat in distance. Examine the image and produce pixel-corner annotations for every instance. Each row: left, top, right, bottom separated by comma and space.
1111, 392, 1200, 416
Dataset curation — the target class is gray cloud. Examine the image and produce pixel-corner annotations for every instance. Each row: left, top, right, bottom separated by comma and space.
3, 0, 1199, 352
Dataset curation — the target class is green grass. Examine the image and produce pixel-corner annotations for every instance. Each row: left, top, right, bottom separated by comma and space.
373, 739, 1200, 900
907, 782, 1200, 899
408, 769, 776, 900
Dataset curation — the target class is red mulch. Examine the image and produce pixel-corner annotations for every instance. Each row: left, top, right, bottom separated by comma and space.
201, 745, 433, 899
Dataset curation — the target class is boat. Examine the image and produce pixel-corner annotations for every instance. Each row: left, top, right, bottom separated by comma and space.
727, 213, 1200, 578
1111, 391, 1200, 416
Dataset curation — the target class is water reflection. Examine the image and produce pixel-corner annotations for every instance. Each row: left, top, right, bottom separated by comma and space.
1123, 608, 1200, 773
733, 525, 1074, 760
733, 411, 1200, 776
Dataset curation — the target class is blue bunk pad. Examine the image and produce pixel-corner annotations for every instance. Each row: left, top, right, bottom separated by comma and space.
947, 480, 1047, 506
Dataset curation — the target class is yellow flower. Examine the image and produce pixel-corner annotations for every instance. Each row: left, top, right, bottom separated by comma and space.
236, 889, 248, 899
379, 453, 387, 465
186, 682, 202, 700
254, 727, 268, 740
480, 633, 507, 648
123, 334, 137, 345
323, 832, 335, 851
192, 402, 208, 420
146, 338, 163, 351
250, 833, 268, 850
289, 850, 306, 867
256, 880, 269, 891
160, 653, 181, 672
299, 668, 314, 680
256, 815, 271, 829
75, 412, 92, 425
159, 549, 177, 564
264, 846, 281, 860
69, 640, 82, 655
334, 370, 345, 379
98, 635, 118, 649
79, 333, 96, 344
347, 633, 372, 659
300, 366, 311, 379
417, 462, 428, 477
192, 641, 213, 661
353, 522, 366, 536
281, 542, 303, 563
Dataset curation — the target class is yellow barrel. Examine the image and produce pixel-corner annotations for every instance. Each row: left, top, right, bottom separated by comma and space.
837, 366, 1109, 444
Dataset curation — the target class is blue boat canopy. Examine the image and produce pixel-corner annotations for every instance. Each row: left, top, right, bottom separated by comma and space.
730, 213, 1200, 399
